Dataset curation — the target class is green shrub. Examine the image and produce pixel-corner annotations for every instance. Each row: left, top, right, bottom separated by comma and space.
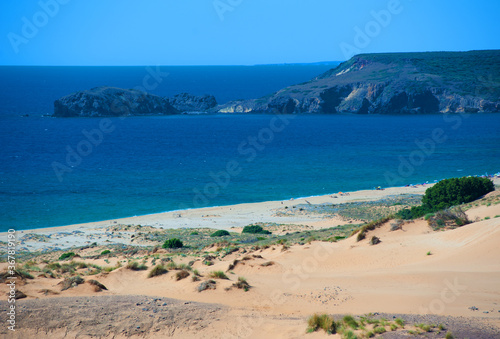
177, 263, 192, 271
162, 238, 183, 249
100, 250, 111, 255
397, 177, 494, 220
233, 276, 250, 291
373, 326, 386, 334
211, 230, 230, 237
190, 231, 199, 235
342, 315, 359, 329
46, 262, 61, 270
126, 261, 148, 271
175, 270, 190, 281
148, 264, 168, 278
445, 332, 454, 339
15, 269, 34, 279
422, 177, 494, 211
60, 262, 78, 274
307, 314, 336, 334
42, 268, 56, 278
208, 271, 229, 280
242, 225, 272, 234
59, 252, 76, 260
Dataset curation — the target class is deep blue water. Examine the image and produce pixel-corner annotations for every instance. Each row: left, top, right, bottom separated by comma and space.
1, 66, 500, 231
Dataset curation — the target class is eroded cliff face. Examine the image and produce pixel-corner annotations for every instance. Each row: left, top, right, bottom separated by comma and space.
214, 78, 499, 115
214, 51, 500, 114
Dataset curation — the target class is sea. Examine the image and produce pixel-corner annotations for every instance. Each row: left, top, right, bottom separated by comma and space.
1, 65, 500, 231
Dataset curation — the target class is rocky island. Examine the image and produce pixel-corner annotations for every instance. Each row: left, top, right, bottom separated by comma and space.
53, 50, 500, 117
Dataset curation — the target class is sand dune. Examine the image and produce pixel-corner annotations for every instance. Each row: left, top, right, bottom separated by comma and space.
1, 182, 500, 338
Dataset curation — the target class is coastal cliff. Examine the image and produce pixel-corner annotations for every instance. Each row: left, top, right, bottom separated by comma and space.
53, 50, 500, 116
217, 50, 500, 114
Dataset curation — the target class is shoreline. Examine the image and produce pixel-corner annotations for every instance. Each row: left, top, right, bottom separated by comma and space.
6, 173, 499, 235
3, 176, 498, 252
5, 184, 432, 234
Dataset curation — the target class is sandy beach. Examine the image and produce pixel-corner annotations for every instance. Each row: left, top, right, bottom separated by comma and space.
4, 184, 431, 252
1, 179, 500, 338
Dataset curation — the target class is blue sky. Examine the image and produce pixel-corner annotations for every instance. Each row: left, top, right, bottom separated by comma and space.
1, 0, 499, 65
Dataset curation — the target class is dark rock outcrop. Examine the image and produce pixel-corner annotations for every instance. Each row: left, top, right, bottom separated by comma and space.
54, 87, 178, 117
167, 93, 217, 112
53, 87, 219, 117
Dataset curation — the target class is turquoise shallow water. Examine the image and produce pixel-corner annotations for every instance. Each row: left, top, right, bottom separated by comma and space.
1, 113, 499, 231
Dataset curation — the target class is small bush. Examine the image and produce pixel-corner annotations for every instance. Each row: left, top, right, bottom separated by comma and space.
178, 263, 192, 271
209, 271, 229, 279
233, 276, 250, 291
190, 231, 199, 235
342, 315, 359, 329
198, 279, 216, 292
395, 318, 405, 327
148, 264, 168, 278
100, 250, 111, 255
175, 270, 190, 281
211, 230, 230, 237
260, 261, 274, 267
14, 269, 34, 279
45, 262, 61, 270
427, 251, 432, 256
390, 219, 404, 231
126, 261, 148, 271
428, 207, 470, 229
60, 263, 76, 274
166, 261, 178, 270
369, 236, 381, 245
242, 225, 272, 235
373, 326, 386, 334
445, 332, 454, 339
307, 314, 336, 334
59, 252, 76, 261
42, 268, 56, 278
60, 275, 84, 291
162, 238, 183, 249
87, 279, 107, 291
